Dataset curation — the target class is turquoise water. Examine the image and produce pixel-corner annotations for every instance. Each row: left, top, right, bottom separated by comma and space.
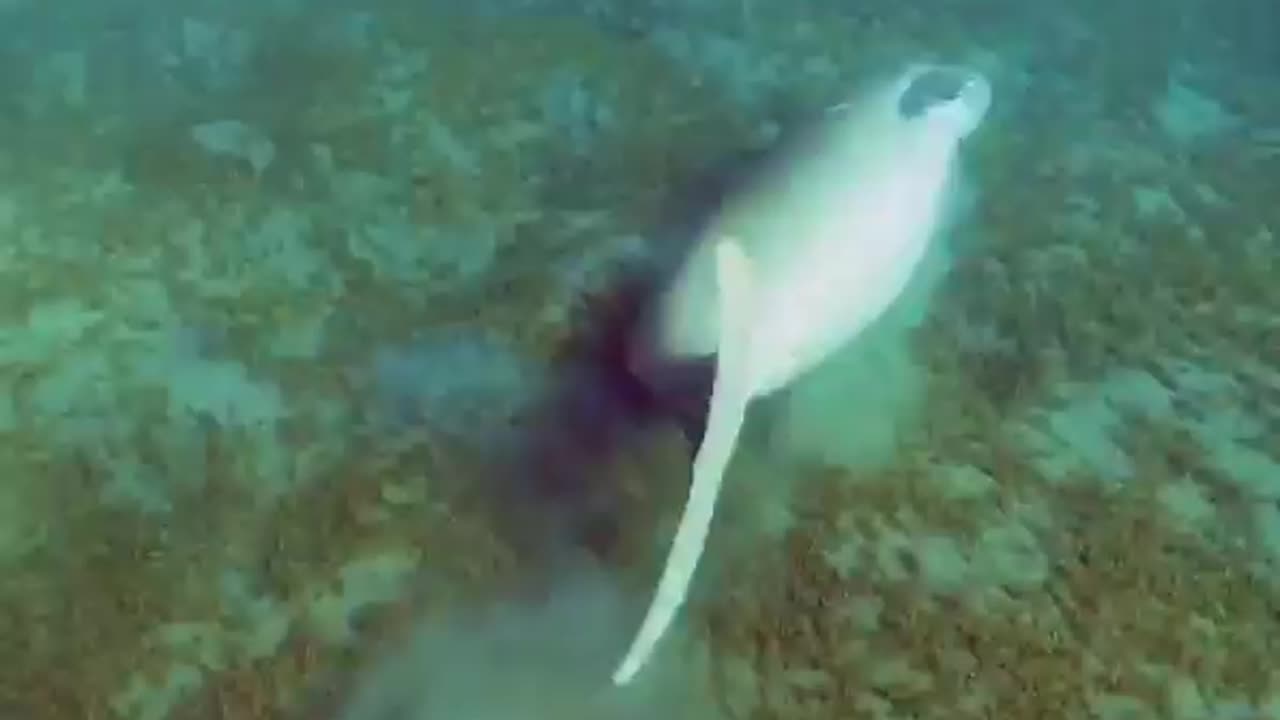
1, 2, 1277, 718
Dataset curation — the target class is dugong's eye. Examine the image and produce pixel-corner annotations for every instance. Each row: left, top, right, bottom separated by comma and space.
897, 67, 972, 120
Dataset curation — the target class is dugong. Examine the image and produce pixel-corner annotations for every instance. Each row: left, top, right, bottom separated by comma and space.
613, 64, 993, 685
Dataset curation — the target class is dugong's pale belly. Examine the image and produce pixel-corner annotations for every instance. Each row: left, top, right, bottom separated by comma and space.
741, 145, 953, 396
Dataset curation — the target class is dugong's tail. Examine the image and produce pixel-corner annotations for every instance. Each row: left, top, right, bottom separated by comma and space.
612, 237, 755, 685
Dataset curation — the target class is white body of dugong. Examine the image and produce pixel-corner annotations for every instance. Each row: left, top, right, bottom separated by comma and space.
614, 64, 993, 685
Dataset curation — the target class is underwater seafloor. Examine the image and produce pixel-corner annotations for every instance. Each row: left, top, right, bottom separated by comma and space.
2, 1, 1278, 718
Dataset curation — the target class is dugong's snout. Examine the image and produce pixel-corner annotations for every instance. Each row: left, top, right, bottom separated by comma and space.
895, 64, 992, 139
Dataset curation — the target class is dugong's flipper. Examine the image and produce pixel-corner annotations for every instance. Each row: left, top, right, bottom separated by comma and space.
612, 237, 755, 686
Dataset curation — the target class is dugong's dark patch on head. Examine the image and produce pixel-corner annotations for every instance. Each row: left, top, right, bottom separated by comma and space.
897, 67, 972, 120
